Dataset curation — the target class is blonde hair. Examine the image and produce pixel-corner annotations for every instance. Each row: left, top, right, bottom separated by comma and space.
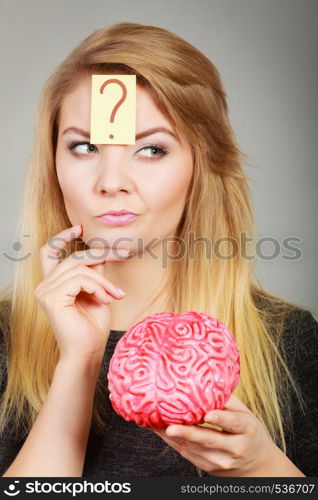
0, 23, 312, 470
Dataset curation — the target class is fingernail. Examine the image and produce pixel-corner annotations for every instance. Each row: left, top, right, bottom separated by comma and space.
116, 287, 126, 296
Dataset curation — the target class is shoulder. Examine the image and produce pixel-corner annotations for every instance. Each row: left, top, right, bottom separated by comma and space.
279, 307, 318, 371
253, 290, 318, 400
279, 308, 318, 476
252, 289, 318, 356
271, 305, 318, 399
282, 306, 317, 335
278, 305, 318, 405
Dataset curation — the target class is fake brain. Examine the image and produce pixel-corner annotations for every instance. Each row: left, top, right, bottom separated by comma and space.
107, 311, 240, 429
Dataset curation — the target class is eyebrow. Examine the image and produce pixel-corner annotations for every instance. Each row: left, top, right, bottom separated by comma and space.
62, 126, 179, 142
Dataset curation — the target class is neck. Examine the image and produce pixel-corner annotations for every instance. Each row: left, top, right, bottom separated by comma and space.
104, 241, 173, 330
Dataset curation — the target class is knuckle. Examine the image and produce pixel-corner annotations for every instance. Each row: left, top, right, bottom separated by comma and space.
230, 419, 241, 433
217, 458, 233, 470
202, 438, 214, 448
41, 292, 51, 307
34, 284, 43, 299
36, 293, 49, 310
248, 418, 258, 436
75, 274, 95, 289
174, 437, 186, 449
231, 445, 243, 459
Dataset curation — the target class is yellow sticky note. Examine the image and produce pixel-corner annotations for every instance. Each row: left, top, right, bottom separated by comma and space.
90, 75, 136, 144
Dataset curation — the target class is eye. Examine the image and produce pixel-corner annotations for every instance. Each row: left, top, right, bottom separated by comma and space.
135, 144, 168, 161
67, 142, 98, 155
65, 142, 168, 161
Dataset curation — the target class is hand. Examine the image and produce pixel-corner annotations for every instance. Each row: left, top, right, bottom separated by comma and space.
35, 225, 130, 362
153, 394, 280, 477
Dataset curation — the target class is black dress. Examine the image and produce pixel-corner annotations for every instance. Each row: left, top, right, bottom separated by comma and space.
0, 307, 317, 477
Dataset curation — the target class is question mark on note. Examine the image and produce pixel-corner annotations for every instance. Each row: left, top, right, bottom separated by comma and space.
90, 74, 136, 145
100, 79, 127, 140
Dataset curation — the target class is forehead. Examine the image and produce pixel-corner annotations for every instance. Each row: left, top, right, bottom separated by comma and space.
58, 75, 171, 131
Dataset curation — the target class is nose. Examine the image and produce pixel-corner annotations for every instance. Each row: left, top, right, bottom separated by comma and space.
95, 146, 133, 196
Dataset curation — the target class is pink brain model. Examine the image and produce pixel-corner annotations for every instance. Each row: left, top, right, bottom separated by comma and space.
107, 311, 240, 429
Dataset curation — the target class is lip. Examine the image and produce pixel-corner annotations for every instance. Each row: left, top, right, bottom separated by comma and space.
97, 210, 137, 217
96, 213, 138, 226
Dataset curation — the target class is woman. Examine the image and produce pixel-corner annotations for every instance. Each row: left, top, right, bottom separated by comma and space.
0, 22, 317, 477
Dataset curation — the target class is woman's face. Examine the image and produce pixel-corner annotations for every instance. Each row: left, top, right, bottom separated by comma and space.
55, 75, 193, 255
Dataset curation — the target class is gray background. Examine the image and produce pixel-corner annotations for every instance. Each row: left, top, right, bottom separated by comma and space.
0, 0, 317, 317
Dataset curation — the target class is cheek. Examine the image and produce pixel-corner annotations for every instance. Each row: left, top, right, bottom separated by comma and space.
56, 165, 86, 212
144, 167, 192, 213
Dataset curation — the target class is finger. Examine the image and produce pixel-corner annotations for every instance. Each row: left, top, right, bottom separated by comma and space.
153, 429, 233, 472
41, 265, 125, 300
164, 424, 228, 450
152, 429, 211, 470
42, 274, 112, 308
153, 429, 186, 449
42, 246, 129, 283
204, 409, 249, 434
40, 225, 82, 279
40, 225, 129, 280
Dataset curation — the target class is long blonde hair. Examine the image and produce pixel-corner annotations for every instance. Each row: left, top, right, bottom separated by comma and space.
0, 23, 311, 461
